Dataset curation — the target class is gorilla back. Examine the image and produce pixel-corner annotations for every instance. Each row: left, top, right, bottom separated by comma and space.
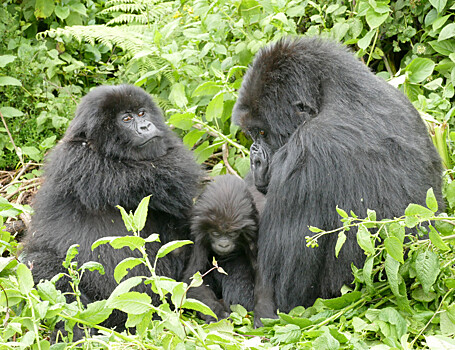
233, 38, 443, 318
24, 85, 201, 329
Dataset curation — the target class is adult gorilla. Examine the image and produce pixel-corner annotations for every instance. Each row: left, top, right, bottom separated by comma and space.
232, 37, 443, 326
24, 85, 201, 331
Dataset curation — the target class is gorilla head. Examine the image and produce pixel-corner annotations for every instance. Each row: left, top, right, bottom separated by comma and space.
67, 85, 169, 161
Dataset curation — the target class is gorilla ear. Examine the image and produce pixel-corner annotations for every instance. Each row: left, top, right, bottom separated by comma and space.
293, 101, 317, 119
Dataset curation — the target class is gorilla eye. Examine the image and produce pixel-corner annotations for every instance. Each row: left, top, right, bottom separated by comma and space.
138, 111, 145, 117
122, 115, 133, 123
211, 231, 221, 237
259, 130, 266, 136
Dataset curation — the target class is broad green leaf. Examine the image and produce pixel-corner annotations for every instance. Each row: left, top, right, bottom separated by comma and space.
55, 5, 70, 20
405, 203, 434, 220
234, 157, 250, 178
322, 291, 362, 309
110, 236, 146, 251
367, 209, 377, 221
156, 240, 192, 259
78, 300, 112, 324
272, 324, 302, 344
0, 76, 22, 86
0, 55, 16, 68
309, 226, 323, 233
17, 264, 34, 294
336, 206, 348, 218
439, 23, 455, 41
169, 83, 187, 108
358, 30, 376, 50
378, 307, 407, 338
107, 292, 152, 314
168, 112, 194, 131
192, 81, 223, 97
133, 195, 151, 232
80, 261, 105, 274
145, 233, 160, 243
21, 146, 41, 162
182, 298, 217, 318
429, 39, 455, 56
0, 106, 23, 118
384, 237, 404, 263
63, 244, 79, 268
415, 250, 440, 293
429, 225, 450, 251
335, 231, 346, 258
433, 15, 451, 30
114, 258, 142, 283
189, 271, 203, 288
426, 335, 455, 349
426, 188, 438, 212
385, 253, 401, 297
205, 93, 224, 122
183, 129, 204, 148
406, 58, 435, 84
34, 0, 55, 19
388, 222, 405, 243
312, 329, 340, 350
429, 0, 447, 13
363, 255, 374, 292
108, 276, 143, 302
117, 205, 134, 231
366, 8, 388, 29
356, 225, 375, 255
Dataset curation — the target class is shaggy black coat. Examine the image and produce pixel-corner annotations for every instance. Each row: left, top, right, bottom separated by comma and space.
233, 37, 444, 325
24, 85, 202, 330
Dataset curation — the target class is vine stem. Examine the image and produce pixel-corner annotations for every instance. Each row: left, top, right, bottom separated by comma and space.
366, 28, 379, 66
0, 110, 24, 167
409, 289, 453, 348
192, 118, 250, 156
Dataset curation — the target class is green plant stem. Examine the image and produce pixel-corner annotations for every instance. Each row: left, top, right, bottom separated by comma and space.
192, 118, 250, 156
26, 293, 42, 350
181, 319, 210, 350
366, 29, 379, 66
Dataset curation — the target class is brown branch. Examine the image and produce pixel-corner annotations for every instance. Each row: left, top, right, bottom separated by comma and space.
222, 143, 241, 178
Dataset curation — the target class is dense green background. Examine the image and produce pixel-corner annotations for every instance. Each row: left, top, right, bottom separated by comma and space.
1, 0, 455, 348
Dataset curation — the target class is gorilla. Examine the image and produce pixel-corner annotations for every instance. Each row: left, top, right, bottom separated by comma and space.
24, 85, 202, 332
232, 37, 444, 326
184, 175, 264, 322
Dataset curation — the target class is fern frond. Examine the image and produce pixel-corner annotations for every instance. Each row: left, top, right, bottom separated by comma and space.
107, 14, 149, 25
39, 25, 148, 56
100, 4, 145, 15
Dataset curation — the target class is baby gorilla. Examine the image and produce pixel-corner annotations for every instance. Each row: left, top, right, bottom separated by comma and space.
184, 175, 263, 322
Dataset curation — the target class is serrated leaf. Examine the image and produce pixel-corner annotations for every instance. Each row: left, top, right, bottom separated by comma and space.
17, 264, 34, 294
335, 231, 346, 258
405, 203, 434, 220
133, 195, 151, 232
429, 225, 450, 251
384, 237, 404, 263
322, 291, 362, 309
415, 250, 440, 293
183, 129, 204, 148
356, 225, 375, 255
385, 253, 401, 297
426, 335, 455, 349
272, 324, 302, 344
107, 292, 152, 314
406, 58, 435, 84
156, 240, 193, 259
426, 188, 439, 212
168, 112, 194, 131
114, 257, 143, 283
108, 276, 143, 302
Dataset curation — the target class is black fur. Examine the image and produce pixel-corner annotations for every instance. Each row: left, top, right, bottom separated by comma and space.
233, 37, 444, 325
184, 175, 262, 322
24, 85, 202, 331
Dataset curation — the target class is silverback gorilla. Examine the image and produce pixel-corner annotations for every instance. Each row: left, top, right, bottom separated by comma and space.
24, 85, 201, 332
184, 175, 264, 322
232, 37, 444, 326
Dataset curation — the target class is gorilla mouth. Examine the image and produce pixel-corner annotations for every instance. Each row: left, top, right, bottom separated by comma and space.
138, 136, 162, 147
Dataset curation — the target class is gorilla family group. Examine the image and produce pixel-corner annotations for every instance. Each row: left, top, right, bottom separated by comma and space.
24, 37, 443, 334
